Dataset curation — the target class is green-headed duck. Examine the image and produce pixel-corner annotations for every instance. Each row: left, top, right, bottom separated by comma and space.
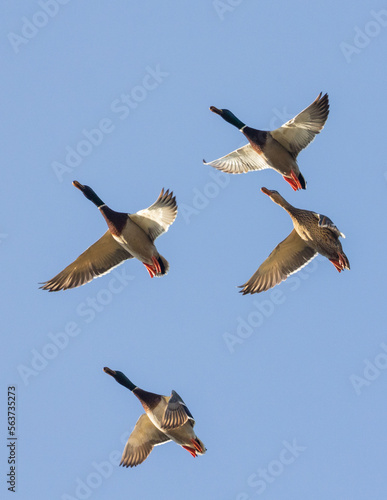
104, 367, 206, 467
204, 93, 329, 191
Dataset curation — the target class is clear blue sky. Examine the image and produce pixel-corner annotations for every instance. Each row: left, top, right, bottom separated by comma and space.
2, 1, 387, 499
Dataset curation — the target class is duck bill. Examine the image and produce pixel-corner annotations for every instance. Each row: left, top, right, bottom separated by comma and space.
72, 180, 85, 191
103, 367, 116, 377
209, 106, 222, 115
261, 187, 272, 196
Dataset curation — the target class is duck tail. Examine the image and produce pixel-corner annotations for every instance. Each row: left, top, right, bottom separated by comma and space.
298, 172, 306, 190
340, 252, 350, 271
156, 255, 169, 276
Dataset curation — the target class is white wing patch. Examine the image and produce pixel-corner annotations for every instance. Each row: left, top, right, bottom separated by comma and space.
130, 188, 177, 241
204, 143, 270, 174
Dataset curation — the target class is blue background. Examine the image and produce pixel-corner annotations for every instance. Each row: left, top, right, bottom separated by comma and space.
2, 1, 387, 499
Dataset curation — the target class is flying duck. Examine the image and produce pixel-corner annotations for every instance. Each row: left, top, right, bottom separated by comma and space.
240, 187, 350, 294
40, 182, 177, 291
204, 93, 329, 191
104, 367, 206, 467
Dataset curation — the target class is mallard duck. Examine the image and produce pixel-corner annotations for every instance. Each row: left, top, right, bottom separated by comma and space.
240, 187, 350, 294
204, 93, 329, 191
103, 367, 206, 467
40, 182, 177, 291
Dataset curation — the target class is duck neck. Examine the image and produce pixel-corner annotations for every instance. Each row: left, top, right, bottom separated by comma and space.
272, 195, 296, 215
98, 206, 128, 236
87, 190, 105, 209
222, 111, 245, 130
117, 374, 137, 392
133, 388, 162, 412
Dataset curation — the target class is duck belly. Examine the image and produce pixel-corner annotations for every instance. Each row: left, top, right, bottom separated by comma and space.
164, 423, 196, 446
263, 138, 299, 175
113, 220, 157, 263
315, 238, 345, 261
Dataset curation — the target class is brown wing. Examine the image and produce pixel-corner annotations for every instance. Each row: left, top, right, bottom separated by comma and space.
271, 93, 329, 156
161, 390, 195, 431
316, 213, 345, 238
40, 231, 132, 292
120, 414, 170, 468
240, 229, 317, 294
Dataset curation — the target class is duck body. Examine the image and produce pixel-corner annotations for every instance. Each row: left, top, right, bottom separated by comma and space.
104, 367, 206, 467
40, 182, 177, 291
133, 388, 202, 455
243, 126, 301, 181
240, 187, 350, 294
107, 213, 167, 274
204, 93, 329, 191
285, 206, 348, 267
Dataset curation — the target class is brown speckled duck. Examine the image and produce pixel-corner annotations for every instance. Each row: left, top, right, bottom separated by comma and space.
104, 367, 206, 467
240, 187, 350, 294
40, 182, 177, 291
204, 93, 329, 191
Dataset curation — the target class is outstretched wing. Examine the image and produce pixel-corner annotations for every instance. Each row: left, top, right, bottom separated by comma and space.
271, 93, 329, 156
161, 390, 195, 430
40, 231, 132, 292
203, 143, 270, 174
130, 189, 177, 241
316, 213, 345, 238
120, 414, 170, 468
239, 229, 317, 294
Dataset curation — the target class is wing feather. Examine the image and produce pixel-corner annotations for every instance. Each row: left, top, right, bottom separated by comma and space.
40, 231, 132, 292
240, 230, 317, 294
203, 144, 270, 174
161, 390, 195, 430
130, 189, 177, 241
316, 213, 345, 238
271, 93, 329, 156
120, 414, 170, 468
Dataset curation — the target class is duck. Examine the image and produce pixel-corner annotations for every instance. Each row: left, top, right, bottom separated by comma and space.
103, 367, 206, 467
40, 181, 177, 291
203, 93, 329, 191
240, 187, 350, 294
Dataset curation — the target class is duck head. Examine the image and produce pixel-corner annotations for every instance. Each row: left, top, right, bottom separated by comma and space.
210, 106, 245, 130
261, 187, 288, 208
73, 180, 105, 208
261, 187, 280, 197
104, 367, 136, 391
